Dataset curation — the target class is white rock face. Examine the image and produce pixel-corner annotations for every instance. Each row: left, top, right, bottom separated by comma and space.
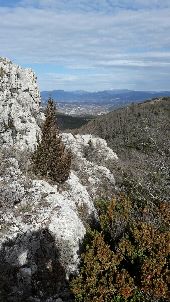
0, 58, 119, 300
0, 57, 41, 149
0, 134, 118, 276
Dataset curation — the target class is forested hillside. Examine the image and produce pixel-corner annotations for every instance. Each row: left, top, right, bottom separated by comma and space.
78, 97, 170, 205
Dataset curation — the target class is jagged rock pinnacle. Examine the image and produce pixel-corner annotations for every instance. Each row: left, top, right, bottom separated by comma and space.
0, 57, 42, 149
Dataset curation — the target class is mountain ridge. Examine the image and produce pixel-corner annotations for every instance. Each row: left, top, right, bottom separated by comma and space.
41, 89, 170, 108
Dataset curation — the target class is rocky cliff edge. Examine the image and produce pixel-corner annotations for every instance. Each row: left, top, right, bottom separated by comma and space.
0, 58, 119, 301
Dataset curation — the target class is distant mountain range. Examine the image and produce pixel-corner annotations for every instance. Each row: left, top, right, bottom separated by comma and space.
41, 89, 170, 108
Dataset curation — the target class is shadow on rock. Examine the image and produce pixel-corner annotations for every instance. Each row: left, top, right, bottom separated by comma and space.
0, 228, 74, 301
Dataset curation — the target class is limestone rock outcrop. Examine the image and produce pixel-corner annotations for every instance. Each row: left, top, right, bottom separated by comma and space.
0, 57, 41, 149
0, 58, 119, 301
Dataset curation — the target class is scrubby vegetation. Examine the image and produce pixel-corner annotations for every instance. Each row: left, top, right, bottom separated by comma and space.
78, 98, 170, 205
55, 113, 94, 131
32, 99, 71, 183
71, 195, 170, 302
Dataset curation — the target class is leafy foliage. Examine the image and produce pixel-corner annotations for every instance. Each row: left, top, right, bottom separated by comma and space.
71, 196, 170, 302
32, 99, 71, 183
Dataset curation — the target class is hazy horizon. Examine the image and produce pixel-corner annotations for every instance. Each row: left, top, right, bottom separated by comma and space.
40, 88, 170, 92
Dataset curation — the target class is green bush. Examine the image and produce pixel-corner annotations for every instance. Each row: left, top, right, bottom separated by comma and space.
32, 99, 71, 183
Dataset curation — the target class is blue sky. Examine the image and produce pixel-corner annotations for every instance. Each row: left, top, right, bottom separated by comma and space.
0, 0, 170, 91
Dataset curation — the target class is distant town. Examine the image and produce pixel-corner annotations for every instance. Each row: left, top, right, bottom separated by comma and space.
41, 89, 170, 116
54, 102, 112, 116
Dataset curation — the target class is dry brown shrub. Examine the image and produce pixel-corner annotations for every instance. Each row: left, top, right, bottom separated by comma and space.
71, 196, 170, 302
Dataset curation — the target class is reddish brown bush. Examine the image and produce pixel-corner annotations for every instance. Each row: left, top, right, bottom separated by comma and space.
71, 196, 170, 302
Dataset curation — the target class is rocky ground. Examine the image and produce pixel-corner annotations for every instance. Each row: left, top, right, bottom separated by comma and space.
0, 58, 119, 301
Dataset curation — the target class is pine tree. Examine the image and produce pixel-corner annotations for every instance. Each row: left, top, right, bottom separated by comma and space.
32, 98, 71, 183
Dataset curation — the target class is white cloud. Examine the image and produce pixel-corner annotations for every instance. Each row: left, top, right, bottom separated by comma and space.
0, 2, 170, 90
0, 7, 170, 63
